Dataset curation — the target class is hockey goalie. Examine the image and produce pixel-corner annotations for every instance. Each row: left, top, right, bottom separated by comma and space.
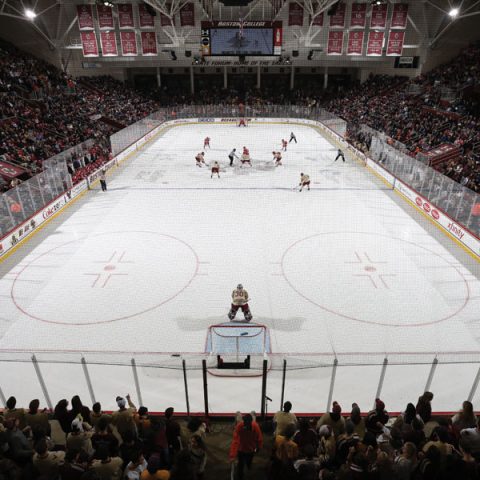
228, 284, 253, 322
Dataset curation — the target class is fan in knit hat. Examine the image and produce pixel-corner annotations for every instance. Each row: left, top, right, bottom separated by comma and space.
375, 398, 385, 411
332, 401, 342, 414
116, 396, 127, 408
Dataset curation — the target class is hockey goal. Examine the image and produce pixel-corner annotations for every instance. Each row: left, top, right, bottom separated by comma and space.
205, 323, 270, 376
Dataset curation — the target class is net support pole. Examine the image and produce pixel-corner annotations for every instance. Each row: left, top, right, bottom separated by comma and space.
280, 359, 287, 411
425, 357, 438, 393
183, 359, 190, 416
468, 366, 480, 402
31, 355, 53, 410
202, 359, 209, 418
373, 358, 388, 409
260, 359, 268, 421
131, 358, 143, 407
326, 358, 338, 412
81, 357, 96, 405
0, 385, 6, 407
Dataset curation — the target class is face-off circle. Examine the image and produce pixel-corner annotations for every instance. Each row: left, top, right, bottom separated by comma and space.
11, 231, 199, 325
281, 232, 470, 327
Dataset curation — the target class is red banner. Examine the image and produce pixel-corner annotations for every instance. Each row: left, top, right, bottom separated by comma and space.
100, 31, 118, 56
288, 3, 304, 26
141, 31, 157, 55
160, 5, 171, 26
370, 3, 387, 29
0, 161, 26, 179
120, 31, 138, 56
96, 5, 114, 29
310, 11, 323, 26
180, 3, 195, 26
327, 30, 344, 55
347, 30, 364, 55
118, 4, 134, 28
391, 3, 408, 29
329, 2, 346, 28
366, 31, 384, 56
80, 31, 99, 57
138, 4, 155, 28
350, 3, 366, 28
273, 24, 282, 55
386, 30, 405, 56
77, 5, 94, 30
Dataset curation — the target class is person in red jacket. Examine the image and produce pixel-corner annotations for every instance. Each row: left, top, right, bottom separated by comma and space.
229, 413, 263, 480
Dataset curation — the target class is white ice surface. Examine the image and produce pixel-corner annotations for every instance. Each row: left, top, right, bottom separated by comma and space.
0, 123, 479, 414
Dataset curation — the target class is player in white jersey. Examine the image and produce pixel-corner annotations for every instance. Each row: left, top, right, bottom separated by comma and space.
299, 173, 310, 192
272, 151, 282, 166
196, 152, 206, 167
211, 161, 220, 178
228, 284, 252, 322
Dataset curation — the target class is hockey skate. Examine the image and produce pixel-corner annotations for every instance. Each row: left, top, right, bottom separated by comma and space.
244, 310, 253, 322
228, 309, 236, 321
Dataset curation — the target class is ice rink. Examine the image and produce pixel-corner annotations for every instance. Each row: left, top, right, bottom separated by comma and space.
1, 122, 480, 414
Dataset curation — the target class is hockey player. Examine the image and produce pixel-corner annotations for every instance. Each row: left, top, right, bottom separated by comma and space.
211, 161, 220, 178
281, 139, 288, 151
334, 148, 345, 162
289, 132, 297, 143
272, 151, 282, 166
195, 152, 206, 167
241, 147, 251, 167
204, 136, 211, 149
228, 284, 252, 322
228, 148, 239, 167
238, 118, 247, 127
299, 173, 310, 192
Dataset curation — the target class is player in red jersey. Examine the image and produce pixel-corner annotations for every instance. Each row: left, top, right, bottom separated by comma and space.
211, 161, 220, 178
204, 137, 211, 149
196, 152, 206, 167
272, 151, 282, 166
241, 147, 251, 167
281, 139, 288, 151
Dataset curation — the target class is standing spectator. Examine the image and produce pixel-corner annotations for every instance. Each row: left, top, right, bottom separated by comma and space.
134, 406, 152, 441
293, 419, 318, 457
189, 434, 207, 479
317, 402, 345, 438
67, 418, 93, 456
54, 398, 70, 433
366, 399, 389, 436
229, 413, 263, 480
348, 403, 365, 440
293, 445, 320, 480
59, 449, 89, 480
92, 416, 119, 458
4, 418, 33, 466
90, 402, 111, 430
452, 401, 477, 434
100, 170, 107, 191
416, 392, 434, 423
69, 395, 91, 425
140, 454, 170, 480
112, 394, 137, 439
272, 424, 299, 479
460, 418, 480, 458
393, 442, 417, 480
24, 399, 50, 436
165, 407, 181, 458
3, 396, 25, 429
274, 401, 298, 436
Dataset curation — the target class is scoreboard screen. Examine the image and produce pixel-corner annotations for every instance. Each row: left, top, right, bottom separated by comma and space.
201, 21, 282, 56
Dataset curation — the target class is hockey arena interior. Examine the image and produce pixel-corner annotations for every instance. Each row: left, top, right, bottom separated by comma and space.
0, 0, 480, 478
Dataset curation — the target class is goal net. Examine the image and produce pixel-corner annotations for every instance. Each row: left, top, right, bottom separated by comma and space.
205, 323, 271, 376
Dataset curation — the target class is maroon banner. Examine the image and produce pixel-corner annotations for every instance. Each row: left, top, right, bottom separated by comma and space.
288, 2, 304, 26
118, 4, 134, 28
138, 4, 155, 28
0, 161, 26, 179
347, 30, 364, 55
327, 30, 344, 55
370, 3, 387, 29
141, 31, 157, 55
160, 4, 171, 26
100, 31, 118, 56
386, 30, 405, 56
180, 3, 195, 26
366, 31, 384, 56
120, 31, 138, 56
391, 3, 408, 29
350, 3, 366, 28
310, 11, 324, 26
80, 31, 99, 57
96, 5, 114, 29
329, 2, 346, 28
77, 5, 94, 30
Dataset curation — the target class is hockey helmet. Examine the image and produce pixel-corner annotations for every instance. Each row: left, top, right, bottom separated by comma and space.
237, 284, 243, 290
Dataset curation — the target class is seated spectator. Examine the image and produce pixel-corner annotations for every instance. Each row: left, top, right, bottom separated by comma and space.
336, 421, 360, 466
452, 401, 477, 434
317, 402, 345, 438
293, 444, 320, 480
366, 399, 389, 436
58, 448, 89, 480
293, 419, 318, 457
90, 444, 123, 480
4, 418, 33, 466
169, 450, 196, 480
393, 442, 417, 480
273, 401, 298, 436
423, 426, 454, 455
91, 416, 119, 458
32, 437, 65, 478
140, 454, 170, 480
119, 430, 143, 469
124, 450, 148, 480
188, 433, 207, 479
460, 417, 480, 459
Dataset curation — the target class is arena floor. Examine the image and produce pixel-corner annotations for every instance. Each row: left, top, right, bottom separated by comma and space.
0, 123, 479, 414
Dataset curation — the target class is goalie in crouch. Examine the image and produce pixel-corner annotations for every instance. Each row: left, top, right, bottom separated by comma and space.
228, 284, 253, 322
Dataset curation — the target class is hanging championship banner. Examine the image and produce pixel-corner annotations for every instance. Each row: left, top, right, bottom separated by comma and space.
329, 2, 346, 28
96, 5, 114, 29
327, 30, 344, 55
180, 3, 195, 26
391, 3, 408, 29
77, 5, 94, 30
100, 31, 118, 56
160, 4, 171, 26
288, 3, 304, 26
386, 30, 405, 56
141, 31, 157, 55
118, 4, 134, 28
347, 30, 364, 55
138, 4, 155, 28
81, 31, 99, 57
370, 3, 387, 29
350, 3, 366, 28
366, 30, 384, 56
120, 31, 138, 56
310, 11, 324, 26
